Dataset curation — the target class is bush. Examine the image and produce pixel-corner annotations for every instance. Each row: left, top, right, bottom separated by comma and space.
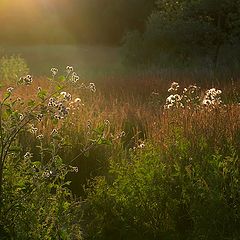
0, 55, 29, 83
85, 142, 240, 239
0, 67, 86, 239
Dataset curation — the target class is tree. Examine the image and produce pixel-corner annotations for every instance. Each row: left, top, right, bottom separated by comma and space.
123, 0, 240, 66
62, 0, 156, 44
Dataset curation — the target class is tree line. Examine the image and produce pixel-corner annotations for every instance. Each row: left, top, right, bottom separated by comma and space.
1, 0, 240, 66
122, 0, 240, 66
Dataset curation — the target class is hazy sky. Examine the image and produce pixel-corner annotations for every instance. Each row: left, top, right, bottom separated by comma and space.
0, 0, 154, 44
0, 0, 75, 43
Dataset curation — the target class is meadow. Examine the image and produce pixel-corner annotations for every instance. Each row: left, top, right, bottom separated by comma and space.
0, 45, 122, 78
0, 46, 240, 239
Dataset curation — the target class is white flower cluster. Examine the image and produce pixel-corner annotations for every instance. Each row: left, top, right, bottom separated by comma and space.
51, 66, 80, 83
65, 66, 80, 83
51, 67, 58, 76
165, 94, 183, 109
131, 141, 146, 151
48, 95, 70, 120
78, 82, 96, 93
164, 82, 222, 110
7, 87, 14, 93
202, 88, 222, 107
36, 134, 44, 140
51, 129, 58, 137
19, 75, 33, 85
60, 91, 72, 101
89, 83, 96, 93
181, 85, 201, 106
70, 166, 79, 173
168, 82, 179, 93
66, 66, 73, 74
36, 113, 43, 122
29, 124, 38, 134
42, 170, 53, 178
24, 152, 33, 160
70, 72, 80, 84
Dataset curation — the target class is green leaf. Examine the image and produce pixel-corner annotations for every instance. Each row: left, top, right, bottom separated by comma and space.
3, 92, 11, 100
58, 75, 66, 82
52, 118, 59, 125
55, 84, 64, 91
54, 155, 63, 167
28, 99, 36, 107
5, 108, 13, 117
32, 161, 42, 167
37, 89, 47, 101
97, 138, 112, 145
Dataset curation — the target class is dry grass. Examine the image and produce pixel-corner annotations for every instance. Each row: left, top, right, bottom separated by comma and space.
1, 73, 239, 196
2, 75, 239, 147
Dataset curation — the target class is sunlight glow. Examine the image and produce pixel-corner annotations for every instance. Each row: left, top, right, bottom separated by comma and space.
0, 0, 74, 44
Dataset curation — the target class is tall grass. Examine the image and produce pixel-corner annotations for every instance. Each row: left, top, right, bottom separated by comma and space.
2, 73, 239, 195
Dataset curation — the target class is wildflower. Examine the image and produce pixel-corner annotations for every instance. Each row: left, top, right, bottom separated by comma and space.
24, 152, 33, 159
19, 75, 33, 85
7, 87, 14, 93
65, 93, 71, 101
66, 66, 73, 74
165, 94, 183, 109
60, 92, 67, 97
37, 114, 43, 121
25, 75, 33, 85
54, 114, 62, 120
89, 83, 96, 93
36, 134, 44, 140
87, 120, 92, 129
59, 106, 69, 117
202, 88, 222, 107
60, 92, 71, 101
74, 98, 81, 103
104, 119, 110, 126
29, 125, 38, 134
70, 73, 80, 83
42, 170, 53, 178
72, 166, 79, 173
168, 82, 179, 92
19, 114, 24, 120
48, 102, 53, 107
113, 132, 125, 140
51, 129, 58, 136
138, 142, 145, 149
51, 67, 58, 76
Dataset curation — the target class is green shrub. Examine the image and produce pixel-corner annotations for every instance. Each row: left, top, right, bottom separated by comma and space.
85, 141, 240, 240
0, 55, 29, 83
0, 67, 86, 239
1, 149, 83, 240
